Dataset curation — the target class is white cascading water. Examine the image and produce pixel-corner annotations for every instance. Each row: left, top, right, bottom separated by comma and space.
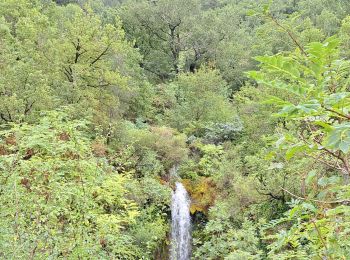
170, 181, 192, 260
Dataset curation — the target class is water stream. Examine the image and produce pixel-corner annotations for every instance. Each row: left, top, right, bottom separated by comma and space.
170, 181, 192, 260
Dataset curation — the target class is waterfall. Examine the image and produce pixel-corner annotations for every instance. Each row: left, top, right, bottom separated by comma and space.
170, 182, 192, 260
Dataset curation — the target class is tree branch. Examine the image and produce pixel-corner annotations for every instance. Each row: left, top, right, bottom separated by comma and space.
324, 107, 350, 120
267, 14, 307, 56
281, 187, 350, 204
90, 44, 111, 66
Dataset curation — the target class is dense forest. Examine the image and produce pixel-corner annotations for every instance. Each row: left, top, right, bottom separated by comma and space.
1, 0, 350, 259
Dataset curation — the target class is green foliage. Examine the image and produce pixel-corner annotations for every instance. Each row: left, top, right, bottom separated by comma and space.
123, 123, 188, 170
130, 206, 169, 257
249, 36, 350, 258
3, 0, 350, 258
249, 37, 350, 173
165, 68, 237, 132
0, 110, 142, 258
263, 190, 350, 259
193, 203, 263, 259
180, 142, 224, 179
0, 0, 146, 132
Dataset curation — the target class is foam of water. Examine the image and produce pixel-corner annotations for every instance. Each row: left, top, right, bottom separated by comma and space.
170, 182, 192, 260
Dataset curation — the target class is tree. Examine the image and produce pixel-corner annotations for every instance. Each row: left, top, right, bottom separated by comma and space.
0, 0, 146, 134
120, 0, 202, 81
249, 37, 350, 258
0, 110, 142, 258
163, 68, 238, 133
